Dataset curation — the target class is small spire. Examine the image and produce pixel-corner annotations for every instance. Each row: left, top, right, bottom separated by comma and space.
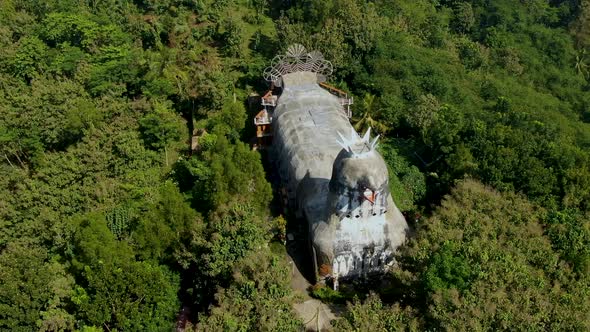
370, 135, 380, 150
336, 131, 353, 153
362, 127, 371, 143
336, 127, 379, 157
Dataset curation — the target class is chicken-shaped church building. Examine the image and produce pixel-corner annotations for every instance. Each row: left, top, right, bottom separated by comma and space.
255, 45, 408, 281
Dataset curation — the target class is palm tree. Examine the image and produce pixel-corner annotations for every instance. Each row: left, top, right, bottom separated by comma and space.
353, 93, 389, 135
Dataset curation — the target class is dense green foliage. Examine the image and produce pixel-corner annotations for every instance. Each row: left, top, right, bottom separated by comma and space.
196, 249, 302, 331
277, 0, 590, 330
280, 0, 590, 211
338, 181, 590, 331
1, 0, 589, 330
0, 0, 299, 330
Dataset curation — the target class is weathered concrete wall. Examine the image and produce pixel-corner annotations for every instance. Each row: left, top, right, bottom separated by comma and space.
272, 71, 408, 280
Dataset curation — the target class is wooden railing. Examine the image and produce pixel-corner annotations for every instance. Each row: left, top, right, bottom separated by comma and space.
319, 82, 348, 98
320, 82, 353, 117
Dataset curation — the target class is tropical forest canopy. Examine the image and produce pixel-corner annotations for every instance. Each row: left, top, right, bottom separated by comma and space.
0, 0, 589, 331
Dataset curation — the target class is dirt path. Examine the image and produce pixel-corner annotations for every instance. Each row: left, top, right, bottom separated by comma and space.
285, 228, 314, 295
285, 230, 344, 331
294, 299, 341, 332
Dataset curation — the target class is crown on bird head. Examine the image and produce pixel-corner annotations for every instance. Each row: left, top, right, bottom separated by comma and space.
336, 127, 379, 158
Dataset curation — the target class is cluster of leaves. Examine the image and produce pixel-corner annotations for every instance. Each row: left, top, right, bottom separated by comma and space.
415, 181, 590, 330
196, 249, 302, 331
338, 180, 590, 330
275, 0, 590, 329
0, 0, 301, 330
278, 0, 590, 212
3, 0, 590, 330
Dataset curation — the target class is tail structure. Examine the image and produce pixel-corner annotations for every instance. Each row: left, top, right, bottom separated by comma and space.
263, 44, 333, 87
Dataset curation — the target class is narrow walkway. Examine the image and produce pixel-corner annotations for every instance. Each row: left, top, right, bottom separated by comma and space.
285, 229, 342, 331
294, 299, 340, 332
285, 226, 314, 296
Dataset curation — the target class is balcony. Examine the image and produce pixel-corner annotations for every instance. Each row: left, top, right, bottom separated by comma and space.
254, 109, 272, 126
254, 116, 272, 126
261, 90, 277, 107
